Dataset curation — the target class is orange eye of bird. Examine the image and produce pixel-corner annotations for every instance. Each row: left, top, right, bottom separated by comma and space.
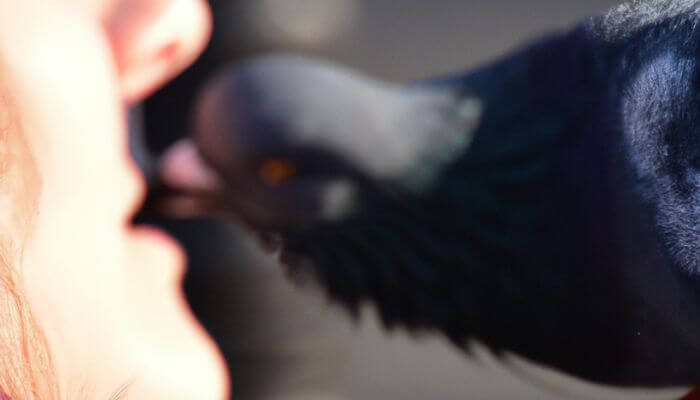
258, 159, 297, 186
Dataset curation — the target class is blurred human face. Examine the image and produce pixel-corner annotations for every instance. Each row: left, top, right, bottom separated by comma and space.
0, 1, 228, 398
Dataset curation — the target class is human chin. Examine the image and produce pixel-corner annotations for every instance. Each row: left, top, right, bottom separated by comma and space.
15, 199, 225, 399
119, 225, 231, 399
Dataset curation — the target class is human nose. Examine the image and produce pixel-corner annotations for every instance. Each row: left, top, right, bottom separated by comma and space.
105, 0, 212, 102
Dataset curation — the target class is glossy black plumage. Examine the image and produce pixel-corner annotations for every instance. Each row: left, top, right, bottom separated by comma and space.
150, 0, 700, 389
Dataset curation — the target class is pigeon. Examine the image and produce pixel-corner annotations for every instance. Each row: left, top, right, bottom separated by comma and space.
147, 0, 700, 392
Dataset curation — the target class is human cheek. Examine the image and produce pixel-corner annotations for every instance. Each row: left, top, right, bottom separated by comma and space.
104, 0, 212, 102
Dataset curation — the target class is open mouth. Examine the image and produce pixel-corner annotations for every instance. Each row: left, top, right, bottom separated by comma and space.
141, 168, 289, 256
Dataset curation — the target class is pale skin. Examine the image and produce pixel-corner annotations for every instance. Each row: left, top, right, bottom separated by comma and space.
0, 0, 228, 398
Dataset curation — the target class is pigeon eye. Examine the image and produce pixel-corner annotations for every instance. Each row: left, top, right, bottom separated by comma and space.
258, 159, 297, 186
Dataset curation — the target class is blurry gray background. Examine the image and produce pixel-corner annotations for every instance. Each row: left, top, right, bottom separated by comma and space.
142, 1, 690, 399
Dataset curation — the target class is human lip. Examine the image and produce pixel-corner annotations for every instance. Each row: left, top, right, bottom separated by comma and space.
127, 224, 187, 280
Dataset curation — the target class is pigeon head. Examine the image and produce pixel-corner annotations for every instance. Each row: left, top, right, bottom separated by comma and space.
168, 55, 481, 232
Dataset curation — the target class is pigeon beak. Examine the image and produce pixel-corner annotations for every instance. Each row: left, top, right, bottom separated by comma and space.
158, 138, 223, 193
139, 138, 224, 219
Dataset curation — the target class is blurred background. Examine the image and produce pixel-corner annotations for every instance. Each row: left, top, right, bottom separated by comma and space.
137, 1, 678, 399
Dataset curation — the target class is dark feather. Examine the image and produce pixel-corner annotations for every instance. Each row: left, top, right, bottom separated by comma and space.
151, 0, 700, 389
